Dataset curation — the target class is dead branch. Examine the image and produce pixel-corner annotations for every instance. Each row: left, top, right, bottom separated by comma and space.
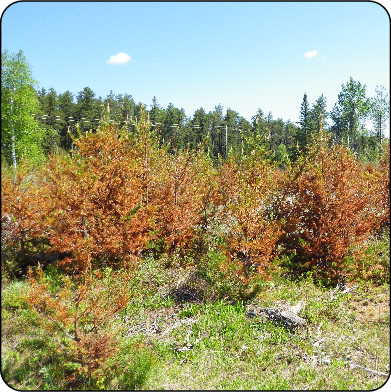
349, 363, 389, 378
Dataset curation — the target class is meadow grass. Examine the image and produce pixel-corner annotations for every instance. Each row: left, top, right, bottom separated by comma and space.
1, 237, 389, 390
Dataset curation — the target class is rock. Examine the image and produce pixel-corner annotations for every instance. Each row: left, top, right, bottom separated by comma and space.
264, 307, 306, 331
247, 301, 306, 331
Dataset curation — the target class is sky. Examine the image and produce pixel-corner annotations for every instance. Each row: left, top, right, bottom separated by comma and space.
1, 1, 390, 133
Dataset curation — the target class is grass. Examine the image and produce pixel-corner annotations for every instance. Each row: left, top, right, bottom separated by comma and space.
1, 238, 390, 390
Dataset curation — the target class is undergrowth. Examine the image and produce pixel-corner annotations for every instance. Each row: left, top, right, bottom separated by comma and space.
2, 236, 389, 390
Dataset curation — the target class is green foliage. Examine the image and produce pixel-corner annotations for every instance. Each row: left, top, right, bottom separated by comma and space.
1, 49, 384, 166
348, 227, 390, 285
178, 302, 200, 318
2, 255, 389, 390
1, 280, 30, 310
108, 340, 155, 390
297, 92, 311, 151
368, 85, 390, 148
274, 143, 290, 167
6, 52, 382, 164
75, 86, 101, 134
302, 292, 346, 323
336, 77, 370, 150
39, 264, 67, 293
1, 49, 47, 167
309, 94, 328, 136
2, 336, 62, 389
197, 250, 239, 299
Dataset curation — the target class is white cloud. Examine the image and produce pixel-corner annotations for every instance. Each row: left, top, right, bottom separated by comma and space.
106, 52, 131, 65
303, 50, 318, 59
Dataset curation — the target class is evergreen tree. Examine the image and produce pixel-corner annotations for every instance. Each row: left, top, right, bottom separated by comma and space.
57, 91, 76, 149
117, 93, 136, 132
251, 109, 269, 140
296, 92, 311, 151
329, 102, 346, 145
36, 87, 62, 154
75, 87, 101, 134
269, 118, 285, 153
149, 96, 165, 125
223, 108, 241, 157
191, 107, 211, 149
103, 90, 121, 123
133, 101, 148, 126
208, 104, 224, 159
148, 96, 165, 144
309, 94, 328, 136
274, 142, 290, 168
164, 103, 186, 152
283, 120, 299, 160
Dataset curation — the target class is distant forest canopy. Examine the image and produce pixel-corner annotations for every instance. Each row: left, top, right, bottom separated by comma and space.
32, 83, 391, 162
2, 49, 390, 167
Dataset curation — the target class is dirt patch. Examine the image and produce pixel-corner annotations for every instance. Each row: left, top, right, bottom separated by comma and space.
122, 304, 197, 343
350, 297, 390, 323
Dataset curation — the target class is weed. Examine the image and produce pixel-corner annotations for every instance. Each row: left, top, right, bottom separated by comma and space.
1, 280, 30, 310
178, 302, 200, 318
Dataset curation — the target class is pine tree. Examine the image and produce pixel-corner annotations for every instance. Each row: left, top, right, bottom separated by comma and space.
296, 92, 311, 152
309, 94, 328, 137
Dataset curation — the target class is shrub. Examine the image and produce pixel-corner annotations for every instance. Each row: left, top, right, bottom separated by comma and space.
26, 266, 131, 388
1, 160, 50, 277
277, 132, 386, 283
214, 144, 282, 296
43, 124, 154, 274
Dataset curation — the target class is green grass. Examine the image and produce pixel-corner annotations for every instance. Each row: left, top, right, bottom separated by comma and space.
2, 247, 389, 390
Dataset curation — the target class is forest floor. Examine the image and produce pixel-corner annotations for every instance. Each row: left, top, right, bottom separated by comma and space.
1, 254, 390, 390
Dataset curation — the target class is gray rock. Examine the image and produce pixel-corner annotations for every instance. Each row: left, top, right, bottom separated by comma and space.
264, 307, 306, 331
247, 302, 306, 331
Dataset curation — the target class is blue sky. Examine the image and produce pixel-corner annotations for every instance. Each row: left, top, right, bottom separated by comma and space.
1, 1, 390, 133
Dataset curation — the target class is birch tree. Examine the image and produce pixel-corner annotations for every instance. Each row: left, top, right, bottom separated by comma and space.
1, 49, 45, 168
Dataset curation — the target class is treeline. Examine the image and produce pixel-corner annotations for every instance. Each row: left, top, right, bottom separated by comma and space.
2, 50, 390, 169
35, 82, 388, 164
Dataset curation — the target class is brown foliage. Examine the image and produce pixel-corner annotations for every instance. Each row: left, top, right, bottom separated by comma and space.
1, 161, 52, 275
1, 161, 46, 239
3, 107, 388, 293
150, 147, 217, 256
27, 267, 129, 341
379, 143, 390, 225
278, 134, 386, 282
27, 266, 129, 384
72, 332, 118, 380
216, 149, 282, 285
43, 124, 154, 274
